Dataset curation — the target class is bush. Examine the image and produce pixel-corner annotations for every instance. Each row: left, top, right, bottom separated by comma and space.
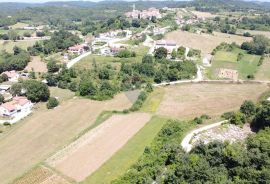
193, 117, 203, 124
221, 111, 235, 120
129, 91, 148, 112
230, 112, 246, 125
47, 97, 59, 109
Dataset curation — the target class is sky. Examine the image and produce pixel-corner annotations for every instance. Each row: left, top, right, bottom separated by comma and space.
0, 0, 269, 2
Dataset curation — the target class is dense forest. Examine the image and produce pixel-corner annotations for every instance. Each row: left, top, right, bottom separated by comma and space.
114, 99, 270, 184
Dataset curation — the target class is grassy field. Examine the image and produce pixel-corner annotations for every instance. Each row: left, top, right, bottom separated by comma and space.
82, 116, 168, 184
10, 22, 29, 29
140, 87, 165, 113
0, 40, 36, 53
74, 46, 149, 70
165, 30, 251, 55
255, 57, 270, 80
0, 93, 134, 184
208, 49, 261, 79
157, 83, 269, 120
213, 51, 238, 62
49, 87, 75, 103
25, 56, 48, 73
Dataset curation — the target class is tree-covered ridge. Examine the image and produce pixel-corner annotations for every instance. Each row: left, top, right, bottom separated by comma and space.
114, 100, 270, 184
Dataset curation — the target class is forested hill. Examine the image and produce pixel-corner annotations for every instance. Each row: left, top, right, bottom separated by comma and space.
0, 1, 187, 14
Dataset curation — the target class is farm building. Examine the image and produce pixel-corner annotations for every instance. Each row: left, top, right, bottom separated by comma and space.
0, 96, 33, 117
218, 68, 239, 81
155, 40, 177, 53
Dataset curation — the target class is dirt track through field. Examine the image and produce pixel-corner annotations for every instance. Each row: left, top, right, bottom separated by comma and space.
47, 113, 152, 182
0, 93, 135, 184
157, 83, 269, 119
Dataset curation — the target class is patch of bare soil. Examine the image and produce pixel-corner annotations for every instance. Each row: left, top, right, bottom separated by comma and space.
47, 113, 152, 182
25, 56, 48, 73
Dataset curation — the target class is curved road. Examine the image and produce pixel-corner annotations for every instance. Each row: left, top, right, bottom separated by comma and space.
181, 120, 228, 152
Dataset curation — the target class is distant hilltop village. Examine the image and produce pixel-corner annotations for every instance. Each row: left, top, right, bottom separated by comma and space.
125, 4, 162, 19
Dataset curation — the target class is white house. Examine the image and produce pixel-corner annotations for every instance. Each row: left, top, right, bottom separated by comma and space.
0, 85, 11, 94
155, 40, 177, 53
0, 96, 33, 117
2, 70, 19, 82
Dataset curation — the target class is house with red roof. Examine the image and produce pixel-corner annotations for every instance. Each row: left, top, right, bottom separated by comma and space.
68, 44, 90, 55
0, 96, 33, 117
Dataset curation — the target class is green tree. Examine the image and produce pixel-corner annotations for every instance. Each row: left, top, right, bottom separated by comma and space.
10, 83, 23, 96
47, 97, 59, 109
240, 100, 256, 117
230, 112, 246, 125
142, 55, 154, 64
79, 80, 97, 96
171, 49, 177, 59
154, 47, 167, 59
47, 60, 60, 73
23, 80, 50, 102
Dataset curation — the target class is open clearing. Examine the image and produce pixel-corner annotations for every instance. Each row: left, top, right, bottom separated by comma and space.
74, 46, 148, 70
165, 30, 251, 55
157, 83, 269, 119
191, 11, 216, 18
47, 113, 152, 182
0, 92, 136, 184
25, 56, 48, 73
0, 40, 36, 53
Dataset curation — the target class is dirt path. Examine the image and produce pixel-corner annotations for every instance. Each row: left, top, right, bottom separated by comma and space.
181, 120, 228, 152
47, 113, 152, 182
0, 93, 134, 184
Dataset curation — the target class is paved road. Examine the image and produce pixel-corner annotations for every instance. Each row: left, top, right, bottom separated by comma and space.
66, 51, 92, 69
181, 120, 228, 152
